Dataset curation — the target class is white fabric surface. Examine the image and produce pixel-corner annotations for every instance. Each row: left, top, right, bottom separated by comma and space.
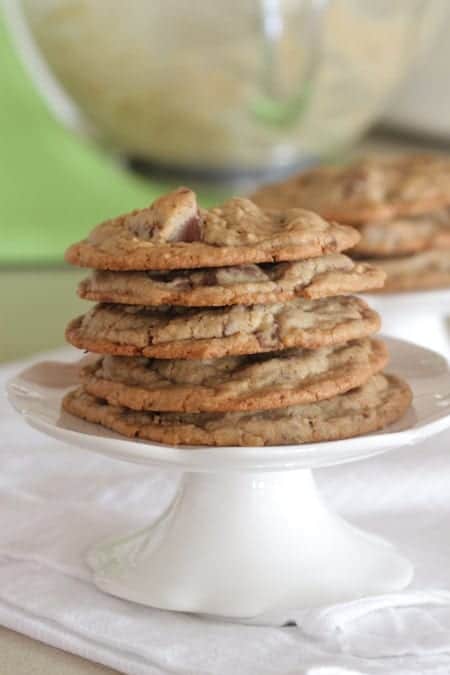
1, 347, 450, 675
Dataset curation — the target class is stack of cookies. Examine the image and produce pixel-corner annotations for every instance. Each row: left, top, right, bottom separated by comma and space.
62, 187, 411, 446
252, 154, 450, 292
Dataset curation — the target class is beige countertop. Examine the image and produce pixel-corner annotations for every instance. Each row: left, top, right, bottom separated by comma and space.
0, 268, 85, 364
0, 627, 118, 675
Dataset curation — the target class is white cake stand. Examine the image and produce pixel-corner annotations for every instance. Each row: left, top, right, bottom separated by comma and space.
365, 288, 450, 358
7, 337, 450, 625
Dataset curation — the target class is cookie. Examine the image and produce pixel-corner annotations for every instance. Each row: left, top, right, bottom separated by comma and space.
65, 187, 359, 271
62, 374, 412, 446
77, 254, 385, 307
352, 209, 450, 258
81, 339, 387, 413
251, 154, 450, 224
65, 296, 381, 360
366, 250, 450, 292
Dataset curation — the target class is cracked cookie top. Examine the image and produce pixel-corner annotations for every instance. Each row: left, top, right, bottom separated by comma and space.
81, 338, 387, 413
65, 295, 381, 360
65, 187, 359, 271
78, 254, 385, 307
63, 373, 412, 447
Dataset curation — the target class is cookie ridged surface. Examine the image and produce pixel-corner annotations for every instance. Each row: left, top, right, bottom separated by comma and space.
81, 338, 387, 413
63, 374, 412, 447
66, 296, 381, 360
65, 188, 359, 271
251, 154, 450, 224
78, 254, 385, 307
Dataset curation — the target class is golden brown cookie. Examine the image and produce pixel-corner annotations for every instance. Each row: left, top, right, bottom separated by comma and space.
352, 209, 450, 258
365, 250, 450, 292
81, 339, 387, 413
65, 187, 359, 271
65, 296, 381, 360
251, 154, 450, 224
78, 254, 385, 307
62, 374, 412, 447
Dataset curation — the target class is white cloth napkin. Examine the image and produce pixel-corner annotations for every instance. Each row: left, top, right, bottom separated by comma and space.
2, 347, 450, 675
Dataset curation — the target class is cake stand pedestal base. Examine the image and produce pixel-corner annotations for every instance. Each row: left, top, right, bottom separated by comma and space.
12, 336, 449, 624
87, 468, 413, 623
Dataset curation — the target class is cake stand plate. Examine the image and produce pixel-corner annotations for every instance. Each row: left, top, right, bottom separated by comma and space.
8, 338, 450, 624
365, 288, 450, 357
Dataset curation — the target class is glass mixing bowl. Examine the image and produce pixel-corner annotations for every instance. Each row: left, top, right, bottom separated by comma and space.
4, 0, 446, 183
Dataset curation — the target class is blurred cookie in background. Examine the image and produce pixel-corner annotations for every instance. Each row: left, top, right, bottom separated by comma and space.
252, 154, 450, 293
